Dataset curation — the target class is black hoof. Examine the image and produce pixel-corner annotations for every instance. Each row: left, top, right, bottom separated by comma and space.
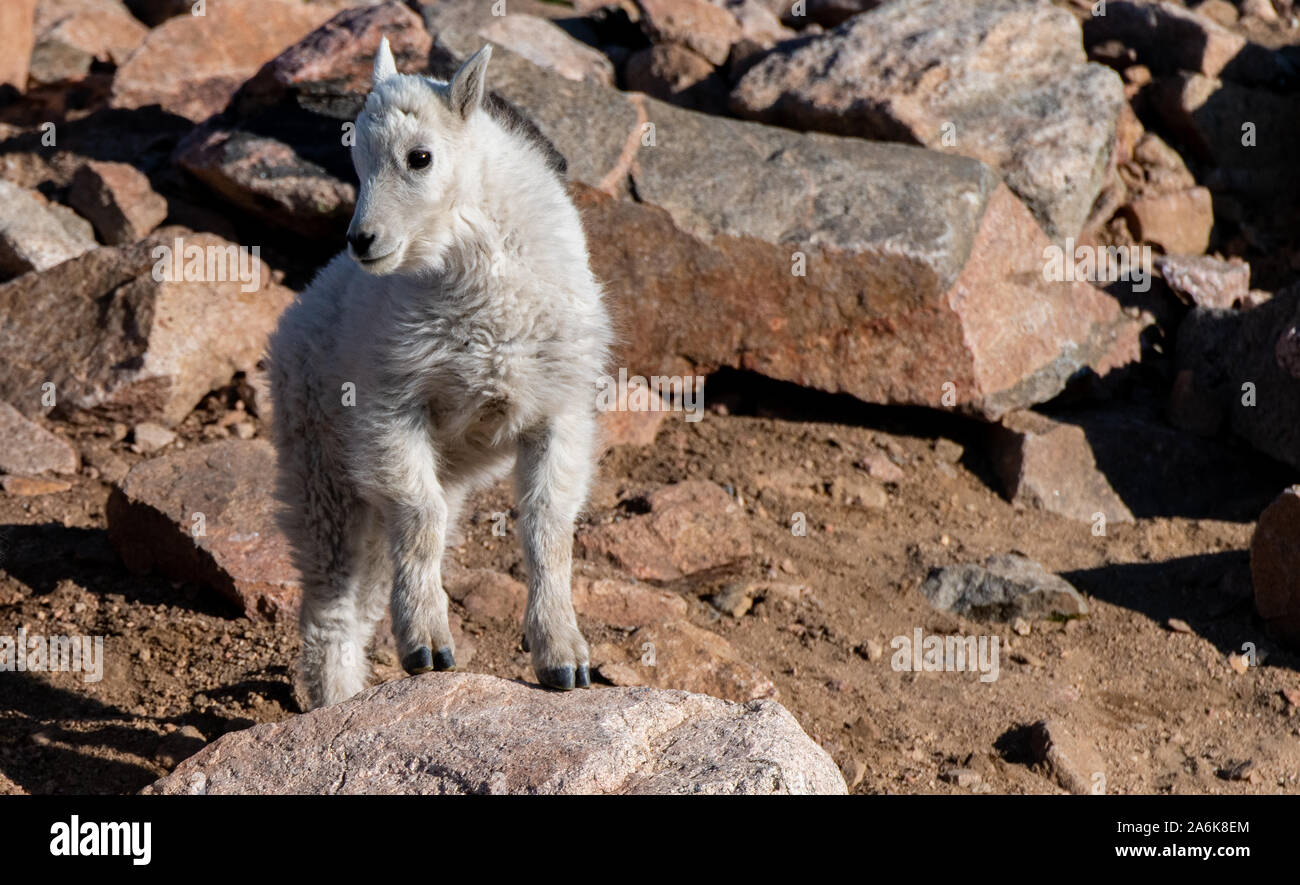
433, 646, 456, 671
539, 666, 575, 691
520, 633, 530, 653
575, 665, 590, 688
402, 646, 434, 675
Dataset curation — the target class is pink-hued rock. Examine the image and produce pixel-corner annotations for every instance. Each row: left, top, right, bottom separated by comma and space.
143, 672, 844, 794
1250, 486, 1300, 647
477, 14, 614, 85
1157, 253, 1250, 310
447, 569, 689, 629
634, 0, 741, 66
624, 43, 728, 113
989, 410, 1134, 525
173, 127, 357, 239
0, 229, 295, 426
1031, 717, 1106, 795
107, 439, 301, 621
0, 0, 37, 93
3, 476, 73, 496
0, 402, 79, 476
573, 576, 689, 627
1122, 187, 1215, 255
576, 480, 754, 581
447, 568, 526, 624
68, 160, 169, 245
110, 0, 348, 122
232, 0, 432, 116
599, 407, 667, 449
30, 0, 147, 85
596, 618, 779, 702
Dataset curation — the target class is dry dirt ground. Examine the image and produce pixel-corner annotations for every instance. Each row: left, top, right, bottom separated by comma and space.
2, 369, 1299, 795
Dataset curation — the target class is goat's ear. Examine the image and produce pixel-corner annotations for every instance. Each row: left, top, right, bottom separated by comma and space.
373, 36, 397, 85
449, 45, 491, 119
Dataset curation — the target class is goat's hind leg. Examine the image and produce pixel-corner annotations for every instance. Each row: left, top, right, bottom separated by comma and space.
294, 490, 375, 709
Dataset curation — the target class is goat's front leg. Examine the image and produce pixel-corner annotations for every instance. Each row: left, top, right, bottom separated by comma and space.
365, 410, 457, 676
516, 412, 596, 690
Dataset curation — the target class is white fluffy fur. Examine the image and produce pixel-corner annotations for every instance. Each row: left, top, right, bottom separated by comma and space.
267, 40, 612, 709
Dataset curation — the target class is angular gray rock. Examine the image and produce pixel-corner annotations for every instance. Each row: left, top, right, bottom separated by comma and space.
143, 672, 846, 794
730, 0, 1125, 241
0, 180, 97, 279
920, 553, 1088, 621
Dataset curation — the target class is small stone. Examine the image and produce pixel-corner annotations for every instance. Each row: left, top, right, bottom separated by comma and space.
1228, 652, 1250, 675
1011, 650, 1045, 668
0, 401, 79, 475
1030, 717, 1105, 795
131, 422, 176, 454
931, 438, 964, 464
939, 767, 981, 788
920, 553, 1088, 622
1217, 759, 1257, 782
596, 619, 778, 703
1012, 617, 1031, 636
856, 639, 883, 661
710, 583, 755, 618
1156, 254, 1250, 310
1166, 617, 1194, 634
840, 758, 866, 789
3, 475, 72, 496
230, 421, 256, 440
857, 452, 904, 482
1122, 187, 1215, 255
829, 475, 888, 509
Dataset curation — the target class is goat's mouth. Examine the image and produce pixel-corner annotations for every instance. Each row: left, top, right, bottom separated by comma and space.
352, 244, 402, 272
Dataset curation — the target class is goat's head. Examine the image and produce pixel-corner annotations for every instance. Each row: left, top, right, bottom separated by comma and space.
346, 38, 493, 275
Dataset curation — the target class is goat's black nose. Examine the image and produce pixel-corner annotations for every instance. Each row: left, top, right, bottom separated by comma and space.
348, 231, 375, 258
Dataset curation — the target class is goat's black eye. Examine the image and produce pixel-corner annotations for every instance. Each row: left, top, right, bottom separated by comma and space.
407, 149, 432, 170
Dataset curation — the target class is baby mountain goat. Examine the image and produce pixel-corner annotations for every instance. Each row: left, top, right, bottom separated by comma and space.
268, 40, 612, 709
